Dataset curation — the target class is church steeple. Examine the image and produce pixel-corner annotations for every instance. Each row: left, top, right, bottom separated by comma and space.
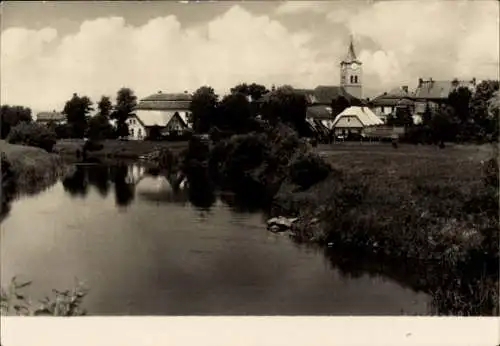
344, 34, 358, 63
340, 35, 363, 99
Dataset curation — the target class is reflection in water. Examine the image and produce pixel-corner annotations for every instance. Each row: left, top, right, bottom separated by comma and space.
62, 164, 136, 208
61, 163, 274, 213
2, 161, 437, 315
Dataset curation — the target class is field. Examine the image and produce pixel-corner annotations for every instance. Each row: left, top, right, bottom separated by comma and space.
54, 139, 188, 158
275, 141, 499, 315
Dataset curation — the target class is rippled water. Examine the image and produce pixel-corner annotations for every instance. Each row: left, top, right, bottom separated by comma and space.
0, 162, 431, 315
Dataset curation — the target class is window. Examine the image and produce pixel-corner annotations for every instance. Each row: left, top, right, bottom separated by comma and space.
130, 128, 135, 137
350, 76, 354, 83
138, 128, 142, 138
354, 76, 358, 83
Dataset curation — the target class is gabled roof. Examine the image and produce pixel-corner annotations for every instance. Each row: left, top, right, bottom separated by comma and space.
134, 110, 189, 128
414, 80, 474, 100
297, 86, 364, 105
371, 86, 414, 106
135, 92, 192, 111
36, 111, 65, 122
333, 106, 384, 127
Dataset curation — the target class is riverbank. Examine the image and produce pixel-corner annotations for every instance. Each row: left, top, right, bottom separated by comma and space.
0, 140, 66, 195
176, 129, 498, 315
272, 142, 499, 315
54, 139, 188, 159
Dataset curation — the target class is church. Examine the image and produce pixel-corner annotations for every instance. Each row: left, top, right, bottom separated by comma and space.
293, 36, 367, 131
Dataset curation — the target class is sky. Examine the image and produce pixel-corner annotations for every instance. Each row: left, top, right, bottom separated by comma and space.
1, 0, 499, 113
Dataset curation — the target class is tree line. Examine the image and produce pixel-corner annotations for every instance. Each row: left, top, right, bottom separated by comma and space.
1, 79, 498, 152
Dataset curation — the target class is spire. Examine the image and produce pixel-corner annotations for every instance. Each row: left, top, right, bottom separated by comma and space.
344, 34, 357, 62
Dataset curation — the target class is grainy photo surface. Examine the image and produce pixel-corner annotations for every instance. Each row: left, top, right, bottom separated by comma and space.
0, 0, 499, 317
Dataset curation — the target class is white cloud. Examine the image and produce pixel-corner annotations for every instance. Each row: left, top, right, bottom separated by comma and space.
1, 5, 324, 112
1, 1, 499, 112
274, 1, 325, 15
344, 0, 499, 88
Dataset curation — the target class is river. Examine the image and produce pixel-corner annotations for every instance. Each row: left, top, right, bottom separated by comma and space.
1, 162, 432, 315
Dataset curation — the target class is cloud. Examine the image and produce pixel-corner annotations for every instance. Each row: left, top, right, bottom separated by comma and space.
1, 5, 326, 112
274, 1, 325, 15
343, 0, 499, 86
1, 1, 499, 112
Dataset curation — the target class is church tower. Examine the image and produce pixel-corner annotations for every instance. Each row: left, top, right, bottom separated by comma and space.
340, 35, 363, 99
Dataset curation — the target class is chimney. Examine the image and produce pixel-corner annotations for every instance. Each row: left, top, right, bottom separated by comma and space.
53, 109, 56, 113
184, 90, 188, 94
73, 93, 77, 97
158, 90, 162, 94
402, 86, 408, 93
418, 78, 423, 87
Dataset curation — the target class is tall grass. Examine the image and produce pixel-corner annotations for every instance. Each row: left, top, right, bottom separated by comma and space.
273, 144, 499, 315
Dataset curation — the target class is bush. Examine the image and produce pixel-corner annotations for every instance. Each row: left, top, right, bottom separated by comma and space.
7, 122, 57, 152
289, 152, 332, 189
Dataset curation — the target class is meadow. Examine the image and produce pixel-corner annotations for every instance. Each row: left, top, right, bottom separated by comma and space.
274, 142, 499, 315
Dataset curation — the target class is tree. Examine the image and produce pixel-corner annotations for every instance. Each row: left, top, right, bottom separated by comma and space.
63, 93, 93, 138
111, 88, 137, 138
7, 122, 57, 152
0, 105, 32, 139
387, 106, 414, 127
87, 96, 114, 140
97, 96, 113, 118
487, 90, 500, 141
470, 80, 500, 139
261, 85, 308, 135
217, 92, 252, 133
331, 95, 350, 117
189, 86, 219, 133
230, 83, 269, 101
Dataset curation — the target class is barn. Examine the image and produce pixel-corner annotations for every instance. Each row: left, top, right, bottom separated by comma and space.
332, 106, 383, 139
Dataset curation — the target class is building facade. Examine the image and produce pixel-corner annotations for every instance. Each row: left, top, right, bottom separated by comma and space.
129, 91, 193, 140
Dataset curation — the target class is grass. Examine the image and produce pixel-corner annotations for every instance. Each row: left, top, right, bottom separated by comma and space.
54, 139, 188, 159
0, 140, 66, 195
272, 142, 499, 315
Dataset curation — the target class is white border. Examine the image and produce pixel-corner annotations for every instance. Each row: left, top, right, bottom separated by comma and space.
1, 317, 499, 346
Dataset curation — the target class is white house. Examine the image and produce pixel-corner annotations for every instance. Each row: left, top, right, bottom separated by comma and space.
127, 91, 193, 140
332, 106, 383, 136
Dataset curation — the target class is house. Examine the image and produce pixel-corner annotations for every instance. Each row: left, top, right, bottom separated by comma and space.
129, 91, 193, 140
332, 106, 383, 137
413, 77, 477, 116
370, 86, 414, 123
36, 111, 66, 125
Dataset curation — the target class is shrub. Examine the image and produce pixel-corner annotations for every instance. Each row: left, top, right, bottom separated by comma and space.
289, 152, 332, 189
1, 153, 17, 221
7, 122, 57, 152
1, 277, 88, 316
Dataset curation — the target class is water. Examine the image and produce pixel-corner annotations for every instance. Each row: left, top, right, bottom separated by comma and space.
1, 162, 431, 315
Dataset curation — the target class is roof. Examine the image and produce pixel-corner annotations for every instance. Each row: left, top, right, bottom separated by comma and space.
306, 105, 333, 120
257, 85, 365, 106
371, 86, 414, 106
342, 36, 359, 63
414, 79, 474, 100
297, 86, 364, 105
134, 110, 189, 128
135, 92, 192, 111
36, 111, 65, 122
333, 106, 384, 127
